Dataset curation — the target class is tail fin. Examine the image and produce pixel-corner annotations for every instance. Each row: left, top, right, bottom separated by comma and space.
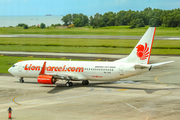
115, 27, 156, 64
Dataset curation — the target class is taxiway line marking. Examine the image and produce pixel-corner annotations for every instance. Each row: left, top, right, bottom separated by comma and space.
155, 71, 180, 87
12, 95, 22, 106
12, 91, 46, 106
117, 89, 129, 91
155, 72, 173, 86
123, 102, 143, 112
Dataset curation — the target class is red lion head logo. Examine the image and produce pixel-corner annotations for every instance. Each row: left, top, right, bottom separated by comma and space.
136, 43, 149, 60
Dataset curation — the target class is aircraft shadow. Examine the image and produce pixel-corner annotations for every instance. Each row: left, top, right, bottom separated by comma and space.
14, 81, 39, 84
44, 81, 176, 94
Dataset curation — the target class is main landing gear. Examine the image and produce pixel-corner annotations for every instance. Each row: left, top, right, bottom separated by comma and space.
65, 80, 89, 87
65, 82, 73, 87
19, 77, 24, 83
82, 80, 89, 85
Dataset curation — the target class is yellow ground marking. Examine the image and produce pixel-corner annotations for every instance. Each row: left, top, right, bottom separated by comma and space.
95, 59, 101, 61
28, 56, 34, 57
61, 57, 66, 59
0, 54, 3, 56
117, 89, 129, 91
155, 72, 173, 86
155, 71, 180, 86
12, 91, 45, 106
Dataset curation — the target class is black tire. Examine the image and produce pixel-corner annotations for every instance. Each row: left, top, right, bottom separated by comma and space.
66, 82, 70, 87
69, 82, 73, 87
86, 80, 89, 85
82, 80, 89, 85
20, 79, 24, 83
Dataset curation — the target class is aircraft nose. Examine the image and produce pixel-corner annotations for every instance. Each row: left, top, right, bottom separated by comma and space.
8, 67, 12, 74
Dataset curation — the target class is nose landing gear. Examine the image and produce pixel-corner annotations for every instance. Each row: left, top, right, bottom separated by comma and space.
19, 77, 24, 83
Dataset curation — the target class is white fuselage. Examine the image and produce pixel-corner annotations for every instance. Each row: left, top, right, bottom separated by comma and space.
8, 60, 149, 81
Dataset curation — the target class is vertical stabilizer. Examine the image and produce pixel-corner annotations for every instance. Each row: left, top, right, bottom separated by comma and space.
115, 27, 156, 64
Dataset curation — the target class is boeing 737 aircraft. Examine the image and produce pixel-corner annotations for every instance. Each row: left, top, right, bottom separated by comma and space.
8, 27, 173, 87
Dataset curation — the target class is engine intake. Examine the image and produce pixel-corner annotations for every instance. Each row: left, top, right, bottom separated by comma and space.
37, 75, 56, 84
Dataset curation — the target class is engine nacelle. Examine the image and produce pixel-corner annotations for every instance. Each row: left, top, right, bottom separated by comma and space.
37, 75, 56, 84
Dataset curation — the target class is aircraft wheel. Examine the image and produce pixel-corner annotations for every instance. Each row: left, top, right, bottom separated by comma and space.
20, 80, 24, 83
20, 77, 24, 83
66, 82, 70, 87
82, 80, 89, 85
66, 82, 73, 87
86, 80, 89, 85
69, 82, 73, 87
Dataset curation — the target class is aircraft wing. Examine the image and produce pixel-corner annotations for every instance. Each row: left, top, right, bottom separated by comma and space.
45, 72, 87, 81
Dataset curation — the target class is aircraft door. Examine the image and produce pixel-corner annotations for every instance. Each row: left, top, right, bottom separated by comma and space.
18, 62, 23, 72
119, 65, 124, 75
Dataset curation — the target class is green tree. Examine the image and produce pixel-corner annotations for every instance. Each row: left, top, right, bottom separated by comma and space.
130, 18, 145, 28
93, 13, 102, 28
116, 10, 126, 25
89, 16, 94, 26
51, 24, 55, 27
149, 17, 159, 27
40, 23, 46, 29
17, 23, 26, 27
102, 12, 116, 26
73, 18, 82, 27
61, 14, 72, 26
23, 24, 29, 29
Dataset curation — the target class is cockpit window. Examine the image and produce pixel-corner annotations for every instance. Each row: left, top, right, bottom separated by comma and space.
12, 65, 16, 67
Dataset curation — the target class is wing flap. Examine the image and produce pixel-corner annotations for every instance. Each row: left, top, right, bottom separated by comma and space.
45, 72, 87, 81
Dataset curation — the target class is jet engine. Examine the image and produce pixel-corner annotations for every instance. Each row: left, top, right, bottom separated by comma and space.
37, 75, 56, 84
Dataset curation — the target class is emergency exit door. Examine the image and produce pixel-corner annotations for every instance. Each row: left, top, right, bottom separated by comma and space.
119, 65, 124, 75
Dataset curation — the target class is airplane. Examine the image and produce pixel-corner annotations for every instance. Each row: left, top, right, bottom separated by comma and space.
8, 27, 173, 87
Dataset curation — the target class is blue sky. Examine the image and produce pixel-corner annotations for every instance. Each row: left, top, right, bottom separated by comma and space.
0, 0, 180, 16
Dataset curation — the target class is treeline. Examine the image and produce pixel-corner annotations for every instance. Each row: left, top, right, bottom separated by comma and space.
17, 23, 62, 29
61, 13, 89, 27
61, 7, 180, 28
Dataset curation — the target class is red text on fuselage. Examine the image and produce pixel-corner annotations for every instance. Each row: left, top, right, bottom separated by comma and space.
24, 64, 84, 72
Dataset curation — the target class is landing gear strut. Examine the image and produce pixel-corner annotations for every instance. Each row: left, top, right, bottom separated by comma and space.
19, 77, 24, 83
65, 82, 73, 87
82, 80, 89, 85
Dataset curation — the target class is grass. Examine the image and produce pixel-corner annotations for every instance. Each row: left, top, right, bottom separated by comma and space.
0, 26, 180, 36
1, 37, 180, 48
0, 38, 138, 47
0, 56, 89, 73
0, 45, 179, 55
0, 37, 180, 54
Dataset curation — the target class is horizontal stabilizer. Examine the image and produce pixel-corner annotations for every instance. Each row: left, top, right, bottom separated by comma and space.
150, 61, 174, 67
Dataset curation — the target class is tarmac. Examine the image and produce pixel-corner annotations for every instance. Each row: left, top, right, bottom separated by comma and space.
0, 55, 180, 120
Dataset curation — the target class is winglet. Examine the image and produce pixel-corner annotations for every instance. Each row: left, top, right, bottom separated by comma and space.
39, 62, 46, 75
